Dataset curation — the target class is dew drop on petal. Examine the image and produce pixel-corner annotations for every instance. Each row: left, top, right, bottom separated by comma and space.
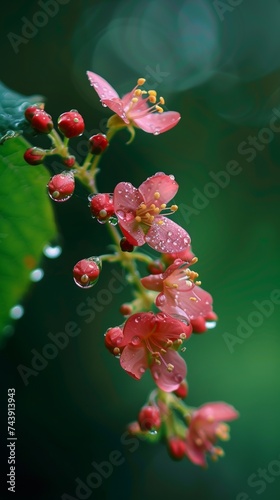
9, 304, 24, 320
157, 295, 166, 306
139, 366, 146, 374
43, 244, 62, 259
30, 268, 44, 282
167, 232, 173, 237
108, 216, 118, 226
131, 336, 141, 346
169, 175, 175, 180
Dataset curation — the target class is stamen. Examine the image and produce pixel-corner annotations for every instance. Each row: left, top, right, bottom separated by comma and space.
159, 96, 165, 105
137, 78, 146, 86
148, 90, 157, 97
191, 257, 198, 264
180, 333, 187, 340
154, 191, 160, 199
160, 203, 166, 209
160, 348, 167, 354
171, 205, 178, 212
134, 89, 142, 96
196, 281, 201, 286
166, 340, 173, 347
155, 359, 161, 365
189, 297, 197, 302
131, 97, 138, 103
135, 216, 142, 222
167, 363, 174, 372
149, 95, 157, 104
113, 347, 120, 356
155, 105, 163, 113
157, 220, 164, 225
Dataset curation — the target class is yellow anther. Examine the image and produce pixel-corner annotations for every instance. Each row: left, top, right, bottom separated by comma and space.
154, 191, 160, 199
167, 363, 174, 372
191, 257, 198, 264
155, 359, 161, 365
196, 281, 201, 286
172, 283, 178, 288
135, 216, 142, 223
134, 89, 142, 96
189, 297, 197, 302
137, 78, 146, 86
160, 203, 166, 209
155, 105, 164, 113
113, 347, 120, 356
180, 333, 187, 340
171, 204, 178, 211
131, 97, 138, 103
149, 215, 154, 222
141, 90, 147, 95
154, 207, 160, 214
139, 203, 147, 210
159, 96, 165, 105
174, 339, 183, 346
150, 204, 156, 210
166, 340, 173, 347
149, 95, 157, 104
160, 348, 167, 354
148, 90, 157, 96
157, 220, 164, 225
152, 351, 160, 357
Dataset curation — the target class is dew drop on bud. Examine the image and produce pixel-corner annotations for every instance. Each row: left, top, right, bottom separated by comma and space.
9, 304, 24, 320
30, 268, 44, 282
73, 257, 101, 288
43, 243, 62, 259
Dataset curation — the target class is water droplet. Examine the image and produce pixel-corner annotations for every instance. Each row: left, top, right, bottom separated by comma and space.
157, 295, 166, 306
43, 244, 62, 259
108, 217, 118, 226
9, 304, 24, 320
101, 103, 107, 108
30, 268, 44, 282
131, 336, 141, 346
149, 430, 158, 435
139, 366, 145, 374
173, 241, 177, 246
93, 83, 99, 89
167, 231, 173, 237
169, 174, 175, 180
205, 321, 217, 329
183, 238, 189, 245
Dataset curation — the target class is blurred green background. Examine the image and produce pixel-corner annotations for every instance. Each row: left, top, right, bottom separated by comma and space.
0, 0, 280, 499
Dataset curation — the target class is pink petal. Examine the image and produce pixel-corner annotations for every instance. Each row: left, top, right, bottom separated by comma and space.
150, 350, 186, 392
118, 223, 145, 246
113, 182, 143, 213
120, 312, 156, 346
139, 173, 178, 207
87, 71, 128, 123
152, 312, 192, 342
120, 345, 148, 380
133, 111, 181, 134
156, 284, 213, 322
122, 92, 149, 113
141, 273, 164, 292
195, 403, 239, 423
185, 439, 207, 467
145, 217, 190, 253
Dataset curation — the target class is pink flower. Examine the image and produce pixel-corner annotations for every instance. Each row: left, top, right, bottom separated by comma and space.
118, 312, 192, 392
185, 402, 239, 467
141, 258, 213, 322
113, 172, 191, 252
87, 71, 181, 135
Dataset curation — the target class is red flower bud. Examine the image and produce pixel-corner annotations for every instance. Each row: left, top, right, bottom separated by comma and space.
120, 237, 134, 252
119, 304, 133, 316
168, 437, 186, 460
191, 316, 207, 334
47, 172, 75, 202
58, 110, 85, 138
88, 134, 109, 155
73, 257, 101, 289
24, 147, 46, 165
31, 110, 53, 134
174, 380, 188, 399
24, 104, 44, 122
104, 326, 124, 355
138, 406, 161, 431
89, 193, 115, 223
63, 156, 76, 168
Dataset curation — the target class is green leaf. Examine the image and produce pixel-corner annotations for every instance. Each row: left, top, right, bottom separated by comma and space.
0, 81, 44, 143
0, 136, 57, 338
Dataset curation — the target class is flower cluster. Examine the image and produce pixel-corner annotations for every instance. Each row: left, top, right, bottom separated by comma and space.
22, 71, 238, 466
